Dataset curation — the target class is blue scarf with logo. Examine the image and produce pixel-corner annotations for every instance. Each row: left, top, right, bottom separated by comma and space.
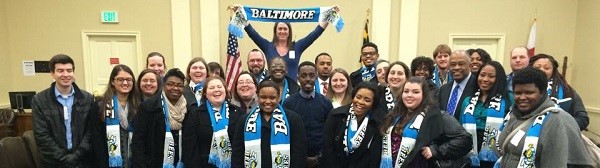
243, 105, 291, 168
206, 101, 232, 168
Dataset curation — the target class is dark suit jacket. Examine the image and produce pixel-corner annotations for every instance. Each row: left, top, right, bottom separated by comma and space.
438, 73, 476, 119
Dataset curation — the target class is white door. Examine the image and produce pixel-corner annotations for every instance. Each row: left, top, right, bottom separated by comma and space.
449, 35, 506, 66
83, 34, 139, 95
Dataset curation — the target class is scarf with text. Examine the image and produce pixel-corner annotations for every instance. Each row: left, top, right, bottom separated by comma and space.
383, 86, 396, 112
105, 96, 133, 167
207, 101, 232, 168
343, 105, 370, 154
546, 79, 572, 110
161, 95, 184, 168
380, 112, 425, 168
459, 90, 507, 165
280, 79, 290, 105
494, 108, 554, 168
228, 5, 344, 38
243, 105, 291, 168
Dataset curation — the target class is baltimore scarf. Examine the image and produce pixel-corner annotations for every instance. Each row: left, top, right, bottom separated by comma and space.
343, 105, 370, 154
105, 96, 133, 167
243, 105, 291, 168
380, 112, 425, 168
161, 95, 184, 168
494, 108, 554, 168
228, 5, 344, 38
383, 86, 396, 112
460, 90, 507, 166
280, 79, 290, 105
206, 101, 232, 168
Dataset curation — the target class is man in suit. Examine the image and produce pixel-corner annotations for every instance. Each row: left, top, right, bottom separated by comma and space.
438, 50, 476, 119
314, 52, 332, 96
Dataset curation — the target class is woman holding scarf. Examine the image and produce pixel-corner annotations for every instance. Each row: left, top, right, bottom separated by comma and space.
379, 77, 472, 168
92, 65, 139, 168
184, 57, 209, 107
231, 81, 307, 168
529, 54, 589, 130
321, 81, 384, 168
132, 68, 188, 168
457, 61, 512, 167
182, 76, 244, 167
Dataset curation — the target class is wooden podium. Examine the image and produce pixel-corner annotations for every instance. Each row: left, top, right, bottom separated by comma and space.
14, 112, 33, 136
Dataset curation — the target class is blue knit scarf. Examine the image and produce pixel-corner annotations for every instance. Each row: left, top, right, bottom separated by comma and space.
228, 5, 344, 38
380, 113, 425, 168
547, 79, 572, 110
243, 105, 291, 168
343, 105, 370, 154
206, 101, 232, 168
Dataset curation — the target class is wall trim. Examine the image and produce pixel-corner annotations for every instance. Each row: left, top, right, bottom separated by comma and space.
448, 34, 506, 63
81, 30, 142, 91
588, 107, 600, 114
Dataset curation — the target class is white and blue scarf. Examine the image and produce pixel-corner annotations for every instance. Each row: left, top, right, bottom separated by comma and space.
161, 95, 183, 168
243, 105, 291, 168
105, 96, 132, 167
343, 105, 370, 154
380, 113, 425, 168
433, 66, 452, 87
256, 70, 267, 84
494, 108, 554, 168
207, 101, 232, 168
190, 82, 204, 106
360, 65, 376, 82
383, 86, 396, 112
280, 79, 290, 105
546, 79, 572, 110
228, 5, 344, 38
460, 90, 507, 166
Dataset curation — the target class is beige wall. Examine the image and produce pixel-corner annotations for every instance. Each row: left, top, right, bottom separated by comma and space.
4, 0, 173, 106
574, 0, 600, 137
418, 0, 578, 75
0, 0, 11, 107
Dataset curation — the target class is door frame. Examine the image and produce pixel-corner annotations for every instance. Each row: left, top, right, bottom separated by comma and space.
81, 30, 142, 92
448, 34, 506, 64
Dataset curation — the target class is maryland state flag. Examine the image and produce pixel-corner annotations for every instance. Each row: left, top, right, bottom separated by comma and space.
363, 19, 370, 44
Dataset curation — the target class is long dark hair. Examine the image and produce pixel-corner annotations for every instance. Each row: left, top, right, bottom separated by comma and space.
99, 64, 139, 121
529, 54, 573, 98
475, 61, 509, 105
380, 77, 433, 135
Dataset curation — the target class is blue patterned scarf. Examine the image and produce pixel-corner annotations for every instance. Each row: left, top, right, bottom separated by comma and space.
228, 5, 344, 38
380, 113, 425, 168
343, 105, 370, 154
360, 65, 376, 82
207, 101, 232, 168
105, 96, 128, 167
243, 105, 291, 168
433, 66, 453, 87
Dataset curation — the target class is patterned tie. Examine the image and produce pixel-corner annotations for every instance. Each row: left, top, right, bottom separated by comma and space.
447, 85, 460, 116
322, 82, 328, 95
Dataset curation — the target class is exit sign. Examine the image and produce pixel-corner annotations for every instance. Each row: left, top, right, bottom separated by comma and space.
101, 11, 119, 23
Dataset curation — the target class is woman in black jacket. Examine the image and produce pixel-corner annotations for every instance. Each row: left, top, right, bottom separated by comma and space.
131, 68, 189, 168
232, 81, 307, 168
91, 65, 139, 168
379, 77, 472, 168
182, 76, 244, 167
322, 81, 384, 168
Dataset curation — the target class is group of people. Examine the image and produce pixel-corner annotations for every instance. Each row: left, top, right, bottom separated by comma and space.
30, 18, 594, 168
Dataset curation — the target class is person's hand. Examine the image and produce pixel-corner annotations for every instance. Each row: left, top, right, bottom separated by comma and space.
421, 146, 433, 159
231, 4, 242, 11
306, 156, 320, 168
64, 154, 78, 166
333, 5, 340, 12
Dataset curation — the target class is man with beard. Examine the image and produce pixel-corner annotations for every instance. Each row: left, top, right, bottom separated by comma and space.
350, 42, 380, 87
284, 61, 333, 168
438, 50, 476, 119
263, 56, 299, 104
315, 52, 332, 96
247, 49, 268, 83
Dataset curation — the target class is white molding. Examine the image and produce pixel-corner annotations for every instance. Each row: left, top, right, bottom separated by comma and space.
81, 30, 142, 91
372, 0, 391, 61
199, 0, 220, 63
398, 0, 420, 64
448, 34, 506, 63
171, 0, 193, 69
588, 107, 600, 114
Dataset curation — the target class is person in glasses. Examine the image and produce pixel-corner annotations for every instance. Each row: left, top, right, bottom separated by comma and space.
350, 42, 380, 87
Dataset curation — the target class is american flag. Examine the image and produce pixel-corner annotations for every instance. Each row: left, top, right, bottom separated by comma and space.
225, 32, 241, 92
